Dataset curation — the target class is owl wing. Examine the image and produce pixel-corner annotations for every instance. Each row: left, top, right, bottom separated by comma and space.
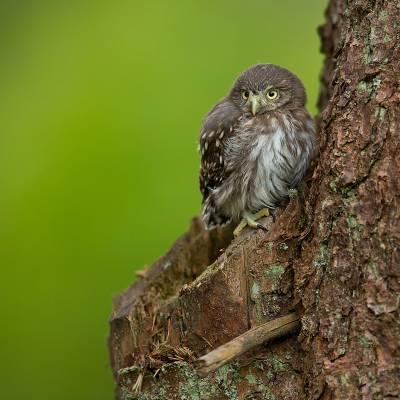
199, 98, 242, 227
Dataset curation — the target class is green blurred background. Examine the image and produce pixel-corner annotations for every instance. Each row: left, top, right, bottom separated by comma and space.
0, 1, 326, 399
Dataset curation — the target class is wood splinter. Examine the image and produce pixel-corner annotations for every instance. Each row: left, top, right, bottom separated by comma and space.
195, 312, 301, 377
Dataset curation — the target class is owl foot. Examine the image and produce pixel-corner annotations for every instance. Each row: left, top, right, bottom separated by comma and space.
233, 208, 270, 237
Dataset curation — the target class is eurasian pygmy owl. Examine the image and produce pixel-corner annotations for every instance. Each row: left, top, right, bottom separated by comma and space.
199, 64, 315, 236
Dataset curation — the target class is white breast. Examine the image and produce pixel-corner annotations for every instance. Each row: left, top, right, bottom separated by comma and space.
247, 119, 314, 212
213, 117, 315, 220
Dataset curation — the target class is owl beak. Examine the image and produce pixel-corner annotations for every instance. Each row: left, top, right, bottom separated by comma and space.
249, 94, 260, 116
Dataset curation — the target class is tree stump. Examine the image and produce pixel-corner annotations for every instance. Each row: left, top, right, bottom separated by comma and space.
108, 1, 400, 398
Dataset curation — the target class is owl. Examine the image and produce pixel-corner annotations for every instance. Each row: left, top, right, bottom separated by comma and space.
199, 64, 315, 236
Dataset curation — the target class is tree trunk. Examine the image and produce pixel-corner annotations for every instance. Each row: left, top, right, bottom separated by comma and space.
108, 1, 400, 398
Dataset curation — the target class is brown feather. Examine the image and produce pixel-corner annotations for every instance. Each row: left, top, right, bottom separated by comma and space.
199, 64, 315, 228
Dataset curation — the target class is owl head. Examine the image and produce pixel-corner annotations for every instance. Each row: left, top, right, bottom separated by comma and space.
229, 64, 307, 116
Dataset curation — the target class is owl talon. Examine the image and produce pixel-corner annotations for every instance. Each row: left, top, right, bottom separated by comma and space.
256, 223, 268, 231
253, 208, 270, 220
233, 219, 248, 237
233, 209, 270, 236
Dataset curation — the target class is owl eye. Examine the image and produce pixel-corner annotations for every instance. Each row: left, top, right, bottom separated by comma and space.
241, 90, 250, 100
266, 89, 279, 100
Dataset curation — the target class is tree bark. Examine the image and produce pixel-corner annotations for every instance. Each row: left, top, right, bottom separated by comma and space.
108, 1, 400, 398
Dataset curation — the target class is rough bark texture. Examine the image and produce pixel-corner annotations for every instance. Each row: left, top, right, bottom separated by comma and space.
109, 1, 400, 398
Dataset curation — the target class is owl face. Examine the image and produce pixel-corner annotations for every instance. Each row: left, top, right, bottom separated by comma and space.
229, 64, 306, 116
237, 86, 289, 116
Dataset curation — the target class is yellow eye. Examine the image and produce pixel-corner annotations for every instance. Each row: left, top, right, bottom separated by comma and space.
242, 90, 250, 100
266, 89, 279, 100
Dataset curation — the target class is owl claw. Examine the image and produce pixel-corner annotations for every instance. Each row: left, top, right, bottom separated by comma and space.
256, 223, 268, 231
233, 208, 270, 236
253, 208, 270, 220
233, 219, 248, 237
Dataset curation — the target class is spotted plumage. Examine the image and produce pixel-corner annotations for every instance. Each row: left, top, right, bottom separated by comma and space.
199, 64, 315, 229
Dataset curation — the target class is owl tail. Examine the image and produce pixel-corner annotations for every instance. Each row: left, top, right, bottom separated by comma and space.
201, 196, 230, 229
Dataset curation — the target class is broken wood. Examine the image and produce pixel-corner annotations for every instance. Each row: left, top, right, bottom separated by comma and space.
195, 312, 301, 377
